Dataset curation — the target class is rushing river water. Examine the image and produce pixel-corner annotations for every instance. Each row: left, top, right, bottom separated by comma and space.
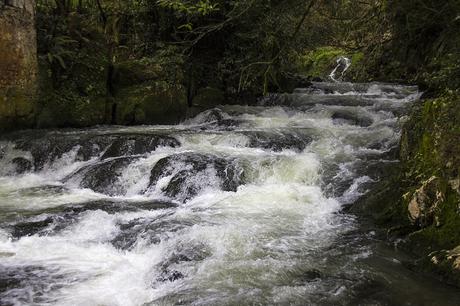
0, 82, 459, 306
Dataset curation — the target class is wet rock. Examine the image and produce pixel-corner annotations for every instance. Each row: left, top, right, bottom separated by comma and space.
155, 243, 211, 283
63, 200, 176, 215
101, 134, 180, 159
10, 133, 110, 170
244, 131, 312, 152
427, 248, 460, 286
189, 108, 240, 130
11, 157, 33, 173
200, 109, 226, 123
258, 93, 289, 106
71, 157, 138, 195
10, 217, 54, 238
111, 218, 188, 250
4, 132, 180, 170
408, 176, 444, 227
7, 200, 177, 240
157, 270, 184, 283
148, 153, 243, 202
14, 135, 82, 170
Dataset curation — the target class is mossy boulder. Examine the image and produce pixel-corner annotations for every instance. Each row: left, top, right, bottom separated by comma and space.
116, 81, 187, 125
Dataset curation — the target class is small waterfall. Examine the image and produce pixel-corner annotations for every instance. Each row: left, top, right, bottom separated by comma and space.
329, 56, 351, 82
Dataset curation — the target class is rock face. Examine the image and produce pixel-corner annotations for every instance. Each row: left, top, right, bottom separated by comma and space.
0, 0, 37, 130
407, 176, 444, 227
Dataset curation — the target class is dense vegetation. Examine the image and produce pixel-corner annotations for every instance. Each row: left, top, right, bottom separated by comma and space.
34, 0, 391, 126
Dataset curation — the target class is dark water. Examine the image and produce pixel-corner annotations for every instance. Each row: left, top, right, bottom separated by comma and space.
0, 82, 458, 305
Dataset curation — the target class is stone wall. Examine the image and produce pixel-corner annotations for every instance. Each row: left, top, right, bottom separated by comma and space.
0, 0, 37, 130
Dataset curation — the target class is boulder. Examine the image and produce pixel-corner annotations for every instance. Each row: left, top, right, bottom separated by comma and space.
148, 153, 243, 202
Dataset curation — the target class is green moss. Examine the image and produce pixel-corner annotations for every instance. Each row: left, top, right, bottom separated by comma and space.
297, 47, 344, 78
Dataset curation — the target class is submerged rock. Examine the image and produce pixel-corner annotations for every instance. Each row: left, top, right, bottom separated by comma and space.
10, 217, 54, 238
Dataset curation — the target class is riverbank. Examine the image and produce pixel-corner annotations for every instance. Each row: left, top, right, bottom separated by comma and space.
351, 90, 460, 287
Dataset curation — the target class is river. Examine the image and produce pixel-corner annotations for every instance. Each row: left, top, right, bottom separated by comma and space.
0, 82, 459, 305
